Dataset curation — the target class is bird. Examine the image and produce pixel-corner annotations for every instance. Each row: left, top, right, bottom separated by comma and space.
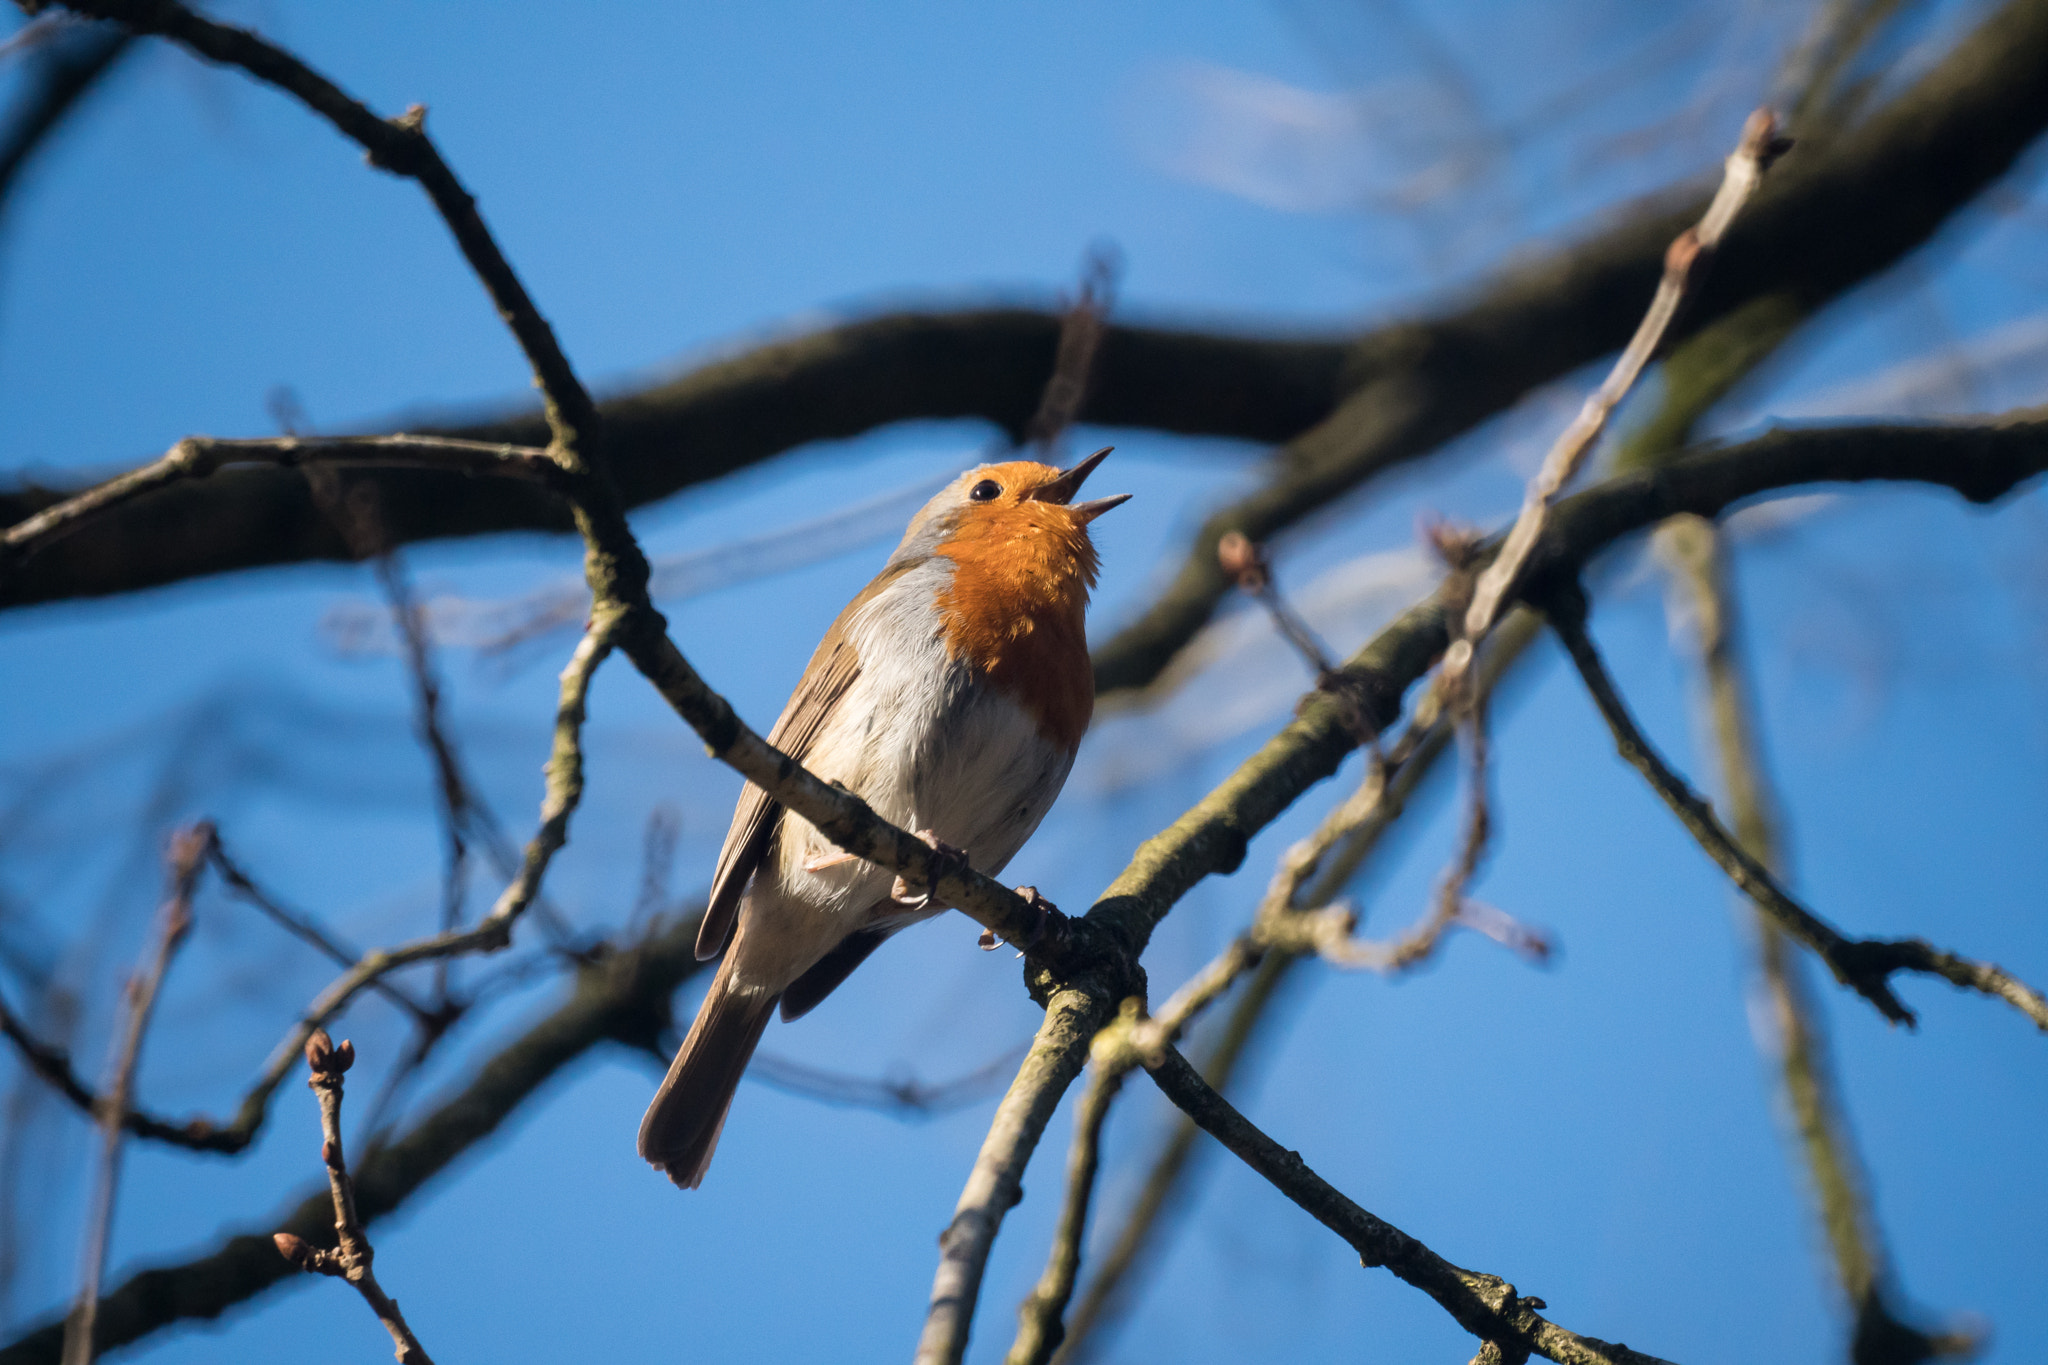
638, 447, 1128, 1189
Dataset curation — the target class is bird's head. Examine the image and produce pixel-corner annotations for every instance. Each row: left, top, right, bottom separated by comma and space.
892, 447, 1129, 587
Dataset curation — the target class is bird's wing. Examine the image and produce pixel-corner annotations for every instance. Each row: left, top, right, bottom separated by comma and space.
694, 562, 913, 960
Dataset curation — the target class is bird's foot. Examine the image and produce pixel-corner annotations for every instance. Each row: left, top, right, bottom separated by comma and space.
890, 829, 968, 902
980, 886, 1058, 951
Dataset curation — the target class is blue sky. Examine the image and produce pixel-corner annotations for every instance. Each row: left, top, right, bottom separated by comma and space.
3, 2, 2046, 1362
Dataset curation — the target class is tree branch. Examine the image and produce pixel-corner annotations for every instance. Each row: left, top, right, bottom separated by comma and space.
1091, 0, 2048, 694
1545, 584, 2048, 1031
1137, 1042, 1677, 1365
913, 988, 1114, 1365
0, 910, 709, 1364
0, 435, 563, 575
270, 1032, 434, 1365
1051, 951, 1294, 1365
0, 17, 131, 215
0, 307, 1344, 608
1003, 1034, 1128, 1365
13, 0, 2048, 652
1445, 109, 1788, 692
58, 822, 206, 1365
1654, 516, 1973, 1363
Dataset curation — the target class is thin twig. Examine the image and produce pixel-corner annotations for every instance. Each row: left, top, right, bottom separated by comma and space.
1412, 108, 1789, 1012
1546, 583, 2048, 1032
1053, 951, 1293, 1365
1005, 1019, 1131, 1365
914, 989, 1113, 1365
271, 1031, 434, 1365
1662, 503, 1972, 1362
207, 839, 434, 1022
0, 910, 713, 1363
308, 465, 548, 981
1215, 531, 1341, 676
59, 822, 208, 1365
374, 544, 473, 942
1, 434, 562, 571
221, 618, 618, 1149
1021, 617, 1544, 1365
1134, 1040, 1678, 1365
1444, 107, 1789, 690
0, 988, 234, 1152
742, 1042, 1031, 1116
1025, 244, 1121, 457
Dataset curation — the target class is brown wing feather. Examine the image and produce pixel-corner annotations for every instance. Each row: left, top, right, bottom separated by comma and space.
694, 561, 915, 960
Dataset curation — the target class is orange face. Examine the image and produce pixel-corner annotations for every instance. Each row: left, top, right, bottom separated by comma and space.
928, 452, 1128, 749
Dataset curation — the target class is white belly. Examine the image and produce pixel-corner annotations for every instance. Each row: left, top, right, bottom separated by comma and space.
742, 560, 1075, 981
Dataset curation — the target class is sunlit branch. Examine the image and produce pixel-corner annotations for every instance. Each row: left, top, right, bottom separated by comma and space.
1446, 108, 1789, 692
1004, 1047, 1127, 1365
913, 989, 1112, 1365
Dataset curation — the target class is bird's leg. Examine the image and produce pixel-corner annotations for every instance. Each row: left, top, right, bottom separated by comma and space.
889, 829, 968, 904
801, 848, 862, 874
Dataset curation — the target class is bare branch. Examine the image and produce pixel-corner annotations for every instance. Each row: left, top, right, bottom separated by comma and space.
217, 618, 618, 1148
743, 1044, 1029, 1116
0, 988, 231, 1153
1025, 244, 1121, 458
0, 18, 130, 213
1445, 108, 1789, 693
1004, 1043, 1127, 1365
1136, 1041, 1678, 1365
0, 910, 712, 1363
1421, 106, 1785, 1010
206, 839, 434, 1023
1053, 952, 1293, 1365
271, 1032, 434, 1365
12, 0, 2048, 651
914, 988, 1113, 1365
59, 822, 206, 1365
1546, 585, 2048, 1031
1, 434, 562, 573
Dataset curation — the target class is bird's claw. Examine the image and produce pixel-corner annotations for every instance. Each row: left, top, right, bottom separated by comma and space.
891, 829, 968, 902
978, 886, 1058, 953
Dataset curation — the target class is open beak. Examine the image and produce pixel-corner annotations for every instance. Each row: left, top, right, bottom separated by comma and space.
1034, 446, 1129, 522
1071, 492, 1131, 524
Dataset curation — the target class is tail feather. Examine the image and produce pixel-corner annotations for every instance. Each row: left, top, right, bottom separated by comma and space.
638, 977, 778, 1189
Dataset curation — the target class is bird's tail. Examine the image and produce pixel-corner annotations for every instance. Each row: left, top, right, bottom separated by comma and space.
637, 966, 778, 1189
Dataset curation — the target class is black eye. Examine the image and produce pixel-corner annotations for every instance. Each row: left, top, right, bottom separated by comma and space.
969, 479, 1002, 502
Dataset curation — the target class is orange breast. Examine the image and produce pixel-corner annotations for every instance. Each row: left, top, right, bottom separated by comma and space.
932, 502, 1098, 751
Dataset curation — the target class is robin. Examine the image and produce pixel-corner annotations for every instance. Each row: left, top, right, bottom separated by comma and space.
638, 448, 1128, 1188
